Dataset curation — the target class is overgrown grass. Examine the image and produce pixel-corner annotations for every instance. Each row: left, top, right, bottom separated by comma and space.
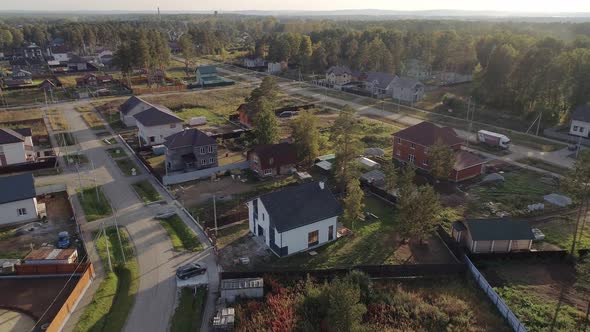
144, 88, 250, 116
48, 109, 68, 131
106, 147, 127, 159
64, 153, 88, 165
540, 216, 590, 251
78, 187, 113, 222
174, 107, 228, 125
160, 214, 202, 252
81, 112, 106, 130
0, 108, 43, 122
74, 226, 139, 332
516, 157, 569, 175
170, 287, 207, 332
216, 222, 250, 249
131, 180, 161, 203
115, 158, 141, 176
55, 132, 76, 146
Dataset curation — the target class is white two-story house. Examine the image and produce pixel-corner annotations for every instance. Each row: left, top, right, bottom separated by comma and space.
570, 105, 590, 138
0, 128, 35, 166
134, 105, 184, 147
0, 173, 39, 226
247, 181, 342, 257
390, 76, 425, 103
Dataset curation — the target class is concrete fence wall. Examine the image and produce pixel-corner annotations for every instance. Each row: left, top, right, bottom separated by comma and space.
36, 183, 68, 196
162, 161, 250, 185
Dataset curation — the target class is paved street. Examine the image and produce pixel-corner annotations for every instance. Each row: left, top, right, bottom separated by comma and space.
32, 101, 218, 332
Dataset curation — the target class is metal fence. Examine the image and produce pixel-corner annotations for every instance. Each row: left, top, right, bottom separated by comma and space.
162, 161, 250, 185
464, 255, 527, 332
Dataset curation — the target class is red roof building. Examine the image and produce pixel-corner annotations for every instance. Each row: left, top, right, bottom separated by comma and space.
248, 143, 298, 177
392, 122, 486, 182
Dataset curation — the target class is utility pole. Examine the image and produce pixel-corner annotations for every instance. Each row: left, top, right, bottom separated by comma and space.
213, 194, 218, 237
91, 159, 98, 200
113, 211, 126, 264
536, 111, 543, 136
103, 223, 113, 272
77, 165, 84, 199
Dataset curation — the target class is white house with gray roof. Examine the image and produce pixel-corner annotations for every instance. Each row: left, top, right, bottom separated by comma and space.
0, 128, 35, 166
118, 96, 154, 127
390, 76, 425, 103
134, 105, 184, 146
0, 173, 38, 225
570, 105, 590, 138
247, 181, 342, 257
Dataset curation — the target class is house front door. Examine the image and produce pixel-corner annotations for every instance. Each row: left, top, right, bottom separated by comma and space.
257, 225, 264, 237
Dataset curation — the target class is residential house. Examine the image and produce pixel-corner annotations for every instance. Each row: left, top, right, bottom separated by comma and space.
49, 45, 70, 63
569, 105, 590, 138
38, 79, 56, 91
0, 128, 35, 166
134, 105, 184, 146
163, 128, 218, 172
243, 56, 266, 69
196, 66, 219, 85
402, 59, 432, 80
451, 218, 534, 253
248, 143, 297, 177
362, 72, 397, 98
390, 76, 425, 103
118, 96, 154, 127
392, 122, 486, 182
19, 43, 43, 59
247, 181, 342, 257
11, 69, 33, 84
433, 71, 473, 85
67, 54, 89, 71
267, 61, 288, 74
76, 73, 113, 88
0, 173, 39, 225
10, 58, 45, 74
325, 66, 353, 86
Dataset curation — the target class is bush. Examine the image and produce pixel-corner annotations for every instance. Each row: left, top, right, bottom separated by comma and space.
442, 93, 464, 109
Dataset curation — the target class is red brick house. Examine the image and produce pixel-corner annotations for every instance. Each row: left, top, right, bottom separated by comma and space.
392, 122, 486, 182
248, 143, 298, 177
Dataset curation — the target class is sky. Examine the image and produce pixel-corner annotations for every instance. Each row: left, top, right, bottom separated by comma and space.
1, 0, 590, 13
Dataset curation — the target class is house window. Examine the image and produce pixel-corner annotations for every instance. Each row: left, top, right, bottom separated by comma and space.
208, 145, 213, 153
17, 208, 27, 216
328, 225, 334, 241
263, 169, 272, 175
262, 213, 265, 221
269, 157, 274, 165
410, 143, 416, 149
209, 157, 214, 164
574, 126, 579, 131
200, 147, 206, 155
201, 159, 206, 165
149, 136, 155, 143
395, 149, 401, 157
581, 127, 585, 134
408, 154, 415, 164
397, 138, 401, 144
423, 159, 429, 166
308, 230, 319, 248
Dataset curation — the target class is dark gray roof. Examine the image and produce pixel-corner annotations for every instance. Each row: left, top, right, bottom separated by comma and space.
164, 128, 216, 149
133, 105, 182, 127
197, 65, 217, 75
0, 128, 25, 144
68, 54, 86, 64
327, 66, 351, 76
572, 105, 590, 122
0, 173, 36, 204
119, 96, 149, 115
365, 72, 396, 89
14, 128, 32, 137
391, 76, 423, 89
258, 181, 342, 233
463, 218, 534, 241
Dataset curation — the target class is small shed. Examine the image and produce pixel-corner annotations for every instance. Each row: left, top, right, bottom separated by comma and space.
213, 307, 235, 332
23, 247, 78, 264
451, 218, 534, 253
220, 277, 263, 303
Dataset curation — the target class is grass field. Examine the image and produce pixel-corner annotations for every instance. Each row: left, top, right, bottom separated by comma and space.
74, 226, 139, 332
47, 109, 68, 131
115, 158, 141, 176
81, 112, 106, 130
93, 99, 128, 133
131, 180, 161, 203
144, 87, 250, 117
538, 216, 590, 251
0, 108, 43, 122
78, 187, 113, 222
174, 107, 228, 125
170, 287, 207, 332
160, 214, 202, 252
106, 147, 127, 159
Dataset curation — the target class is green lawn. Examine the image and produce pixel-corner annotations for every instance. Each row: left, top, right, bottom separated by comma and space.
516, 157, 569, 175
115, 158, 141, 176
55, 132, 77, 146
174, 107, 228, 125
538, 216, 590, 251
160, 214, 202, 252
170, 287, 207, 332
106, 147, 127, 159
64, 153, 88, 166
74, 226, 139, 332
78, 187, 113, 222
216, 222, 249, 248
131, 180, 162, 203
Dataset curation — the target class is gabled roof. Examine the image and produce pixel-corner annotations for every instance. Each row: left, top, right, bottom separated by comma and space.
119, 96, 150, 115
257, 181, 342, 233
164, 128, 216, 149
133, 105, 183, 127
14, 128, 32, 137
326, 66, 352, 76
196, 65, 217, 75
391, 76, 423, 89
0, 128, 25, 144
572, 105, 590, 123
0, 173, 36, 204
453, 150, 486, 171
364, 72, 397, 89
461, 218, 534, 241
248, 143, 297, 170
394, 122, 463, 147
68, 54, 87, 64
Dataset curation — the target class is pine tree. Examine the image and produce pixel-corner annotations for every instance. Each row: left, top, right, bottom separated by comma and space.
342, 178, 365, 230
331, 106, 362, 188
253, 97, 279, 145
291, 110, 320, 165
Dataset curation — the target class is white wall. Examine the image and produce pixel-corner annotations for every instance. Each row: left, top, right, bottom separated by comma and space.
570, 120, 589, 137
0, 142, 27, 165
0, 198, 38, 225
53, 53, 69, 62
123, 103, 153, 127
278, 216, 337, 255
137, 122, 183, 146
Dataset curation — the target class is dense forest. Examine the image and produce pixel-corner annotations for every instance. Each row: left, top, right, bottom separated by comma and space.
1, 14, 589, 122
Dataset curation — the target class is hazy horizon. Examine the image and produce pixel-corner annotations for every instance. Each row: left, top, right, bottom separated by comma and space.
1, 1, 590, 14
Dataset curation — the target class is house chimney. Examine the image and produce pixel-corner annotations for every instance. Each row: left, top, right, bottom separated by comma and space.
319, 181, 325, 190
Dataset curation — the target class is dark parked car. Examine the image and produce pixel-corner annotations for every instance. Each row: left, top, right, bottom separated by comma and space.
176, 263, 206, 280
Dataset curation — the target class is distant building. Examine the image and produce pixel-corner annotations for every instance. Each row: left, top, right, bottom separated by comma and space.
451, 218, 534, 253
11, 69, 33, 84
163, 128, 218, 172
67, 54, 89, 71
76, 73, 113, 87
0, 173, 38, 225
325, 66, 353, 86
569, 105, 590, 138
402, 59, 432, 80
390, 76, 425, 103
247, 143, 297, 177
362, 72, 397, 98
195, 65, 233, 87
267, 61, 287, 74
17, 43, 43, 59
247, 181, 341, 257
133, 105, 184, 146
243, 56, 266, 69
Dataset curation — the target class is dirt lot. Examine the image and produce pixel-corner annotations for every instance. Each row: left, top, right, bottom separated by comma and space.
172, 177, 253, 208
0, 192, 76, 259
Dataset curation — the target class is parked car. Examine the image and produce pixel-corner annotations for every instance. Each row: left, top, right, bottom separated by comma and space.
568, 144, 579, 151
176, 263, 206, 280
532, 228, 545, 241
57, 231, 70, 249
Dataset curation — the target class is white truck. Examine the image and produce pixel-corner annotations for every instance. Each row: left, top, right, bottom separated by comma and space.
477, 130, 511, 149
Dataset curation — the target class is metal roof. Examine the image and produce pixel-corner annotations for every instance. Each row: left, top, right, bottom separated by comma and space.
0, 173, 36, 204
462, 218, 534, 241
